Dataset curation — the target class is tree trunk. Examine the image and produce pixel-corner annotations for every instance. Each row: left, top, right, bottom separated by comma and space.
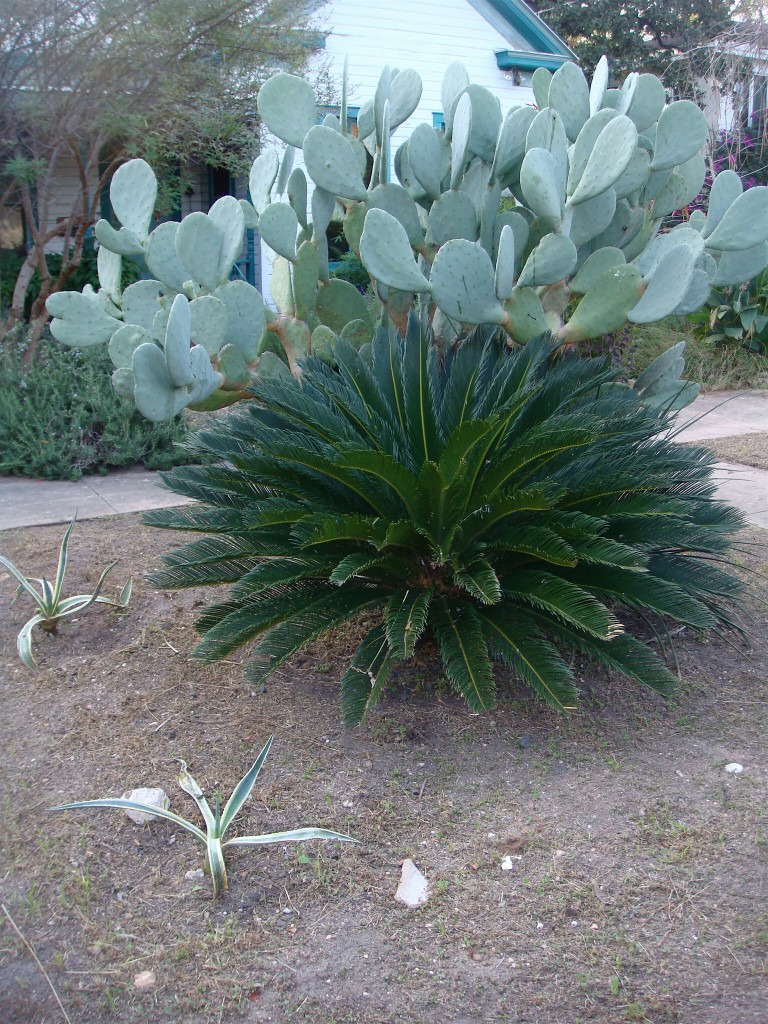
4, 253, 37, 333
24, 314, 49, 359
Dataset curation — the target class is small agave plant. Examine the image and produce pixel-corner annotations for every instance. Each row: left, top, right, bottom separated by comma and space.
52, 736, 355, 895
0, 516, 132, 670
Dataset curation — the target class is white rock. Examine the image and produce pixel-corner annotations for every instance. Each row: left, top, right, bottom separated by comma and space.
725, 763, 744, 774
122, 788, 170, 824
184, 868, 205, 881
133, 970, 156, 992
501, 856, 515, 871
395, 859, 430, 908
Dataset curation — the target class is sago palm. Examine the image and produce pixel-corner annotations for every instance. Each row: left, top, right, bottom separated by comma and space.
147, 319, 745, 725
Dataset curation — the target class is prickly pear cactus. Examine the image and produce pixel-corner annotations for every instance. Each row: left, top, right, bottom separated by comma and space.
47, 56, 768, 420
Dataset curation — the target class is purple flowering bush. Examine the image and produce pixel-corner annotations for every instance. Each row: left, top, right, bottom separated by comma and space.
676, 115, 768, 224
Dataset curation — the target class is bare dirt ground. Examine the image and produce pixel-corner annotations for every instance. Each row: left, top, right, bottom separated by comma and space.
0, 515, 766, 1024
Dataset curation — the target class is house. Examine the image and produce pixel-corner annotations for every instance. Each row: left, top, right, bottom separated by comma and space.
315, 0, 575, 126
259, 0, 576, 299
698, 20, 767, 141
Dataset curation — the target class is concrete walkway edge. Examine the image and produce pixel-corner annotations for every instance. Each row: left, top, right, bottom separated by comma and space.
1, 391, 766, 532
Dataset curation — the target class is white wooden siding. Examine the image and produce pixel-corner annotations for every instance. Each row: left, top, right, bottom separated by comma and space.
320, 0, 536, 131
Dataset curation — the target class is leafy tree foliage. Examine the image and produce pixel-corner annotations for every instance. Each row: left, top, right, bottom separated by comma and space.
0, 0, 320, 349
146, 320, 745, 726
532, 1, 733, 81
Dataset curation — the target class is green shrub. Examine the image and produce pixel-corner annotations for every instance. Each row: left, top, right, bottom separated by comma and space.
330, 249, 371, 293
146, 321, 744, 725
0, 335, 192, 480
0, 249, 140, 319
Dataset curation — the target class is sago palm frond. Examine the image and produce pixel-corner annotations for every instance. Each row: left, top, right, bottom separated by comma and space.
149, 317, 746, 725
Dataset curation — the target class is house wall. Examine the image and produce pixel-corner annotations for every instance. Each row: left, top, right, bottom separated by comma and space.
260, 0, 541, 305
29, 150, 101, 255
28, 159, 260, 288
700, 41, 768, 143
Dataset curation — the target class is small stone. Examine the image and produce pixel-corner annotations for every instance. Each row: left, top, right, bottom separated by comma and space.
725, 763, 744, 774
395, 859, 430, 908
518, 735, 533, 749
185, 868, 205, 881
500, 856, 516, 871
122, 788, 170, 825
133, 970, 156, 992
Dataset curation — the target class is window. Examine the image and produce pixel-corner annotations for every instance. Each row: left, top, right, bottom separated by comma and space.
318, 105, 360, 135
208, 167, 233, 206
752, 76, 767, 122
741, 75, 767, 129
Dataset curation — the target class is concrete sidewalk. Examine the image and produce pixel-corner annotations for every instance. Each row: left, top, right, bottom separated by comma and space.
0, 467, 193, 531
0, 390, 766, 532
672, 389, 768, 442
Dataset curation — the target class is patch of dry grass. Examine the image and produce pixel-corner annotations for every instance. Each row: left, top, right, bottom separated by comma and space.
624, 319, 768, 392
693, 432, 768, 471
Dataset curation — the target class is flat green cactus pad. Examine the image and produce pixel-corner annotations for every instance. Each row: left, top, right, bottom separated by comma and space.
650, 100, 708, 171
47, 54, 768, 424
560, 264, 643, 342
360, 209, 430, 294
257, 73, 317, 149
110, 159, 156, 240
259, 202, 299, 261
430, 239, 504, 325
48, 291, 119, 348
314, 279, 371, 334
303, 126, 368, 201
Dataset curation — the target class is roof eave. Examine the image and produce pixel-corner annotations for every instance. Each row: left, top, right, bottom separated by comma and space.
486, 0, 577, 60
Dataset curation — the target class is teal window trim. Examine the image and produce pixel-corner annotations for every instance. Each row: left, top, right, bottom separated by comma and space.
318, 104, 360, 129
495, 49, 574, 73
301, 31, 326, 50
318, 104, 360, 135
432, 112, 445, 131
485, 0, 575, 58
